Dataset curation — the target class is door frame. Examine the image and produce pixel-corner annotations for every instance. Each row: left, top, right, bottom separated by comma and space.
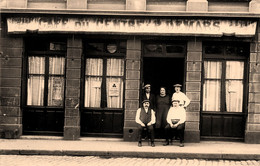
141, 40, 187, 98
22, 37, 67, 135
200, 41, 250, 140
80, 39, 126, 137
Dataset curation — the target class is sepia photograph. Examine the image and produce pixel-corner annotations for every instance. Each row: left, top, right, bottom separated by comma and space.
0, 0, 260, 165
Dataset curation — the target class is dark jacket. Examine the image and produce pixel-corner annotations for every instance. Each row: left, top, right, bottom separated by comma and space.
142, 93, 156, 109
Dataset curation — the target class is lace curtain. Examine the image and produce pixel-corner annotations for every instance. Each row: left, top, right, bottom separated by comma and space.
85, 58, 103, 107
27, 56, 45, 106
203, 61, 244, 112
84, 58, 124, 108
203, 61, 222, 111
48, 57, 65, 106
106, 59, 124, 108
27, 56, 65, 106
225, 61, 244, 112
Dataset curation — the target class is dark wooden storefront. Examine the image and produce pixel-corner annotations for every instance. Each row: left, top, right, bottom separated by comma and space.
200, 42, 249, 141
80, 40, 126, 137
22, 37, 66, 135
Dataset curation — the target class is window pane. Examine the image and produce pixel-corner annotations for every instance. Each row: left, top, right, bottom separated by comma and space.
48, 77, 64, 106
28, 56, 45, 74
106, 58, 124, 76
144, 44, 163, 54
85, 43, 104, 54
226, 61, 244, 79
49, 57, 65, 75
86, 58, 103, 76
166, 45, 184, 53
84, 77, 102, 107
225, 61, 244, 112
205, 45, 223, 55
27, 76, 44, 106
204, 61, 222, 79
85, 58, 103, 108
106, 78, 123, 108
203, 80, 221, 111
225, 80, 243, 112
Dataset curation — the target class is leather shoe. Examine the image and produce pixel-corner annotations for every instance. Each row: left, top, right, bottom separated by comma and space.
179, 143, 184, 147
138, 142, 142, 147
163, 141, 169, 146
151, 142, 155, 147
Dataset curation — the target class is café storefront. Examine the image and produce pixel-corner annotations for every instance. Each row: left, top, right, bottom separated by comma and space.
2, 14, 259, 142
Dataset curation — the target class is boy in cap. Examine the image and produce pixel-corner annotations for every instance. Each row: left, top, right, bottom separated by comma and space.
142, 84, 156, 109
171, 84, 190, 109
164, 99, 186, 147
135, 99, 156, 147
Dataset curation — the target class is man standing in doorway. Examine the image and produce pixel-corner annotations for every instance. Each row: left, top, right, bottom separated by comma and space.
135, 100, 156, 147
142, 84, 156, 109
171, 84, 190, 109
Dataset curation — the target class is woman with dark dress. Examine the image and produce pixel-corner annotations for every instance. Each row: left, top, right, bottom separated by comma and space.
155, 87, 171, 137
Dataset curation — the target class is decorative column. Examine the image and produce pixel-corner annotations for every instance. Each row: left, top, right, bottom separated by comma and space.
64, 37, 82, 140
185, 40, 202, 143
186, 0, 208, 12
246, 22, 260, 144
126, 0, 146, 10
123, 38, 141, 141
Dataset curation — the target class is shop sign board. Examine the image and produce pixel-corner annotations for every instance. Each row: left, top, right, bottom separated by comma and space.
7, 17, 257, 37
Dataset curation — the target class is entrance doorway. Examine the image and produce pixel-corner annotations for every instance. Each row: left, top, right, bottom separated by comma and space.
22, 38, 66, 136
80, 40, 126, 138
143, 57, 185, 138
143, 57, 185, 99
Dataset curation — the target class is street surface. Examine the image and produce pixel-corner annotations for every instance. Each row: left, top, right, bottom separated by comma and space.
0, 155, 260, 166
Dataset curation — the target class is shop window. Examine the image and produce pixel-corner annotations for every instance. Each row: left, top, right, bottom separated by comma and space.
203, 61, 222, 112
202, 43, 248, 113
84, 41, 125, 109
26, 40, 66, 107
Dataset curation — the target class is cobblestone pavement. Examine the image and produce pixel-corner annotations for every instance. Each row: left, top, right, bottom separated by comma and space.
0, 155, 260, 166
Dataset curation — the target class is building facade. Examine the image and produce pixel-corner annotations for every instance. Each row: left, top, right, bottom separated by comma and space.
0, 0, 260, 143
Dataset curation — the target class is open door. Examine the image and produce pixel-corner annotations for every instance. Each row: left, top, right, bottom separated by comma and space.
143, 57, 184, 97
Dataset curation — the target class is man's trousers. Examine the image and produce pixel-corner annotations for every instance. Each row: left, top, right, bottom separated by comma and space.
164, 123, 185, 143
137, 124, 155, 142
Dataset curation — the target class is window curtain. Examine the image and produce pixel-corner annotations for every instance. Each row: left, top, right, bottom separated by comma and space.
225, 61, 244, 112
48, 57, 65, 106
106, 58, 124, 108
27, 56, 45, 106
203, 61, 222, 111
85, 58, 103, 107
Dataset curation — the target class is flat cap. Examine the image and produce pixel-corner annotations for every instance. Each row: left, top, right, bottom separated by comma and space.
144, 84, 151, 88
142, 99, 150, 104
172, 99, 180, 102
173, 84, 182, 87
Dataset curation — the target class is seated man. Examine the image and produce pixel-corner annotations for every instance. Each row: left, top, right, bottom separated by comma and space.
164, 99, 186, 147
135, 99, 156, 147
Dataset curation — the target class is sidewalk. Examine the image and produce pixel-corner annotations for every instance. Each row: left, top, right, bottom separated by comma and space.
0, 136, 260, 160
